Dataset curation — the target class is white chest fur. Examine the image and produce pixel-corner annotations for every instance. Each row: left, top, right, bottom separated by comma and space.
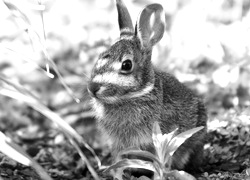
91, 98, 155, 152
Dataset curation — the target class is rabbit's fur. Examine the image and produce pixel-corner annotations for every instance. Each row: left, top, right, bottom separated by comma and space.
88, 0, 207, 172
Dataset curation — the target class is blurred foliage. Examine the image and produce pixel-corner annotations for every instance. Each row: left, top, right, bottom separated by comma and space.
0, 0, 250, 107
0, 0, 250, 179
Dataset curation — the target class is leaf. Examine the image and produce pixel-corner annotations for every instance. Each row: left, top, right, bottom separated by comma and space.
103, 159, 156, 173
164, 170, 196, 180
161, 128, 178, 161
152, 121, 162, 151
136, 176, 151, 180
0, 132, 53, 180
152, 121, 179, 165
120, 149, 161, 167
246, 168, 250, 176
152, 160, 164, 179
119, 150, 163, 179
167, 126, 204, 156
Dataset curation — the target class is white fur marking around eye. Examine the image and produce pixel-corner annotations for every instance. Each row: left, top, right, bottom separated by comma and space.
122, 54, 133, 62
92, 72, 137, 87
111, 62, 121, 71
111, 55, 134, 71
95, 58, 109, 69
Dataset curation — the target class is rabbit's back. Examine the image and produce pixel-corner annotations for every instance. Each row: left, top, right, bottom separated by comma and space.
155, 70, 207, 170
156, 71, 207, 131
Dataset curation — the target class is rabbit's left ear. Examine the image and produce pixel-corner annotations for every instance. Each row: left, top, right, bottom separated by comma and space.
136, 4, 165, 49
116, 0, 134, 37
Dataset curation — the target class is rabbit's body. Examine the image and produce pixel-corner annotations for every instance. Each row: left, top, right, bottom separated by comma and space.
91, 69, 206, 170
88, 0, 207, 171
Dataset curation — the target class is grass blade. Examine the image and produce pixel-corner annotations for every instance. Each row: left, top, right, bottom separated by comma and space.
0, 132, 53, 180
120, 149, 161, 167
3, 0, 31, 25
4, 0, 80, 103
0, 46, 49, 76
104, 159, 156, 173
0, 76, 101, 179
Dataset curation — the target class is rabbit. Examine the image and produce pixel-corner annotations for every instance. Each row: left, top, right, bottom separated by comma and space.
87, 0, 207, 172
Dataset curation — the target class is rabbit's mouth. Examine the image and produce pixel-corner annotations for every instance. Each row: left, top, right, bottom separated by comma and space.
87, 82, 120, 103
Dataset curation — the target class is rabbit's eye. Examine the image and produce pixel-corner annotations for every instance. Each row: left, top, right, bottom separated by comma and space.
121, 59, 133, 74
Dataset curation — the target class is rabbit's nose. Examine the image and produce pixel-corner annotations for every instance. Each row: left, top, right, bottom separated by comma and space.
88, 82, 101, 97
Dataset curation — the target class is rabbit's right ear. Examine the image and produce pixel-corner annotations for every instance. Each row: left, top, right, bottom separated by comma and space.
116, 0, 134, 37
136, 4, 165, 49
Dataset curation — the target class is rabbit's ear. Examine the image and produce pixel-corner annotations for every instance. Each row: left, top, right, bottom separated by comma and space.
116, 0, 134, 37
136, 4, 165, 48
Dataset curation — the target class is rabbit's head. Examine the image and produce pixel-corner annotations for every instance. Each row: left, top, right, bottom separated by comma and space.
88, 0, 165, 103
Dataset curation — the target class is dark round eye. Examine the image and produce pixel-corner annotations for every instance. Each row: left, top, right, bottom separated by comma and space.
121, 59, 133, 73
